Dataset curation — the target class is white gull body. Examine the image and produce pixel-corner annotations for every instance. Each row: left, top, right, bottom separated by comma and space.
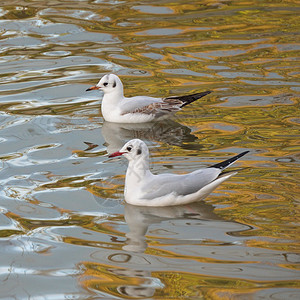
109, 139, 249, 206
86, 74, 211, 123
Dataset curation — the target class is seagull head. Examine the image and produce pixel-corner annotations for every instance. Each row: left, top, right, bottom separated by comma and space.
86, 74, 123, 95
109, 139, 149, 162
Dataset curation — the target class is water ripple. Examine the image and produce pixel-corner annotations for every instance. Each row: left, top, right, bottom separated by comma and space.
0, 0, 299, 299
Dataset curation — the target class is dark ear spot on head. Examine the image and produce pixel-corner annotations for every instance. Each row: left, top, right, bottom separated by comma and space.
112, 80, 116, 88
137, 149, 142, 155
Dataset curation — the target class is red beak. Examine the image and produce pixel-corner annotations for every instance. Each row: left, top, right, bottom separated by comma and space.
86, 85, 100, 91
108, 151, 124, 158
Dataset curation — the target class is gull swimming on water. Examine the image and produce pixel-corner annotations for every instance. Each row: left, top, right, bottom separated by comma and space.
86, 74, 211, 123
109, 139, 249, 206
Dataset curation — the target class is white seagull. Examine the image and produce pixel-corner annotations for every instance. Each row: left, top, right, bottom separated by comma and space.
109, 139, 249, 206
86, 74, 211, 123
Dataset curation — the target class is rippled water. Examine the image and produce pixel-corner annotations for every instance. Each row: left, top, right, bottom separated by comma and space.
0, 0, 299, 299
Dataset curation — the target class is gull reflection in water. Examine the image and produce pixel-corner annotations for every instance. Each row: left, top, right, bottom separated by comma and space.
123, 201, 222, 253
107, 260, 164, 298
91, 195, 253, 299
85, 120, 198, 154
101, 202, 219, 298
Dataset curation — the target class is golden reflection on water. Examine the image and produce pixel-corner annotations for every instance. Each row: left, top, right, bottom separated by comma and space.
0, 0, 299, 299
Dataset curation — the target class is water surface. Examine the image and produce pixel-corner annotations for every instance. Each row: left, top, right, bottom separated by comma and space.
0, 0, 299, 299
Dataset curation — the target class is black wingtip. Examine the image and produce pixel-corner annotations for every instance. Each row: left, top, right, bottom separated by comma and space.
209, 150, 249, 170
179, 91, 212, 107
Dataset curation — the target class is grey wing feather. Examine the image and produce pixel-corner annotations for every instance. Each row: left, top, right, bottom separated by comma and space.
120, 96, 185, 116
141, 168, 221, 199
119, 96, 163, 115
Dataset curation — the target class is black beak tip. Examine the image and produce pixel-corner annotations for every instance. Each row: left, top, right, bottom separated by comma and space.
86, 88, 91, 91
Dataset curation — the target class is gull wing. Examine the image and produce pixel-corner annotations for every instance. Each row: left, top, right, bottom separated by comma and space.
119, 96, 183, 116
140, 168, 221, 200
120, 91, 212, 116
119, 96, 162, 115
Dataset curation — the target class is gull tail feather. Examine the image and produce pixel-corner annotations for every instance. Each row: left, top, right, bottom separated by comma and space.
166, 91, 212, 108
209, 151, 249, 170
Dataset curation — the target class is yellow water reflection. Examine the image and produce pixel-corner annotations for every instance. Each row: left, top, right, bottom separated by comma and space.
0, 0, 299, 299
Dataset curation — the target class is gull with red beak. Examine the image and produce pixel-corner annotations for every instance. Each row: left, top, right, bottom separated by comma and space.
86, 74, 211, 123
109, 139, 249, 206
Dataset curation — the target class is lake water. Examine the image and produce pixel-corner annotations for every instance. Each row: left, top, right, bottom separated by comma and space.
0, 0, 299, 299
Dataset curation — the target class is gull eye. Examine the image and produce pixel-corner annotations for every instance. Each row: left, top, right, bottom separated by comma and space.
103, 82, 108, 87
126, 146, 132, 152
